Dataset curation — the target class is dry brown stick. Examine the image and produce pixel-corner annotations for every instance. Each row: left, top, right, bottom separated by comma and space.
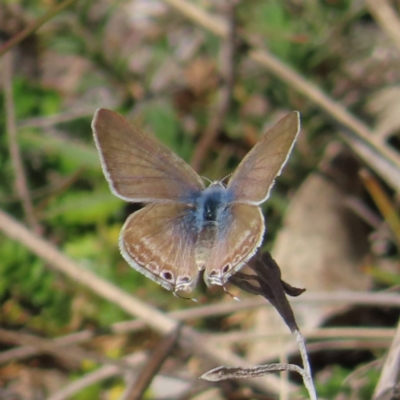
0, 208, 291, 395
48, 352, 147, 400
344, 359, 382, 386
274, 337, 392, 369
163, 0, 227, 37
18, 107, 95, 129
162, 0, 400, 189
0, 328, 133, 371
372, 319, 400, 400
122, 326, 181, 400
240, 338, 391, 369
344, 195, 382, 229
0, 0, 77, 57
2, 50, 41, 233
208, 327, 396, 344
304, 339, 393, 354
191, 1, 236, 171
0, 330, 95, 365
366, 0, 400, 54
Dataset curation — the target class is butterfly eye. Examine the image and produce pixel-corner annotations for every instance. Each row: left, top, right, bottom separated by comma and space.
222, 264, 231, 274
162, 271, 174, 282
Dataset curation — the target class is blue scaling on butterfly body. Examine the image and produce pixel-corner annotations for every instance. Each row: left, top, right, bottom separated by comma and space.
193, 182, 233, 225
92, 109, 300, 294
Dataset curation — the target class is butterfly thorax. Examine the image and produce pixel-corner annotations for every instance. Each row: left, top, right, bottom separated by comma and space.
195, 182, 232, 224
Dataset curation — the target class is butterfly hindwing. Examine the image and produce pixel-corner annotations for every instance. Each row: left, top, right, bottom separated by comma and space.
120, 203, 199, 292
204, 203, 265, 287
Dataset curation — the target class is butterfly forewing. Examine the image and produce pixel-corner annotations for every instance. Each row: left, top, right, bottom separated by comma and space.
227, 111, 300, 205
204, 204, 265, 287
120, 203, 199, 292
92, 109, 205, 202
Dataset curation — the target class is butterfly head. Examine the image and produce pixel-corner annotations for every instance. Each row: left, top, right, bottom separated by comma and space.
209, 179, 226, 188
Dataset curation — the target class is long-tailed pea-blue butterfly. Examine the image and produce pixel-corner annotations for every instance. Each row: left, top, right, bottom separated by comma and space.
92, 109, 300, 294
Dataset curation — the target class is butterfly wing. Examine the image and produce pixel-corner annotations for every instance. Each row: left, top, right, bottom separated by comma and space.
92, 109, 205, 202
204, 204, 265, 287
227, 111, 300, 205
120, 203, 199, 292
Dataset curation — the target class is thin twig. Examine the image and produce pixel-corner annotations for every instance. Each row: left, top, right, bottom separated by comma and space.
0, 0, 77, 57
344, 358, 382, 386
293, 329, 317, 400
344, 195, 382, 229
360, 169, 400, 246
48, 352, 147, 400
0, 169, 82, 204
303, 339, 392, 354
162, 0, 227, 37
0, 329, 97, 365
0, 328, 134, 371
113, 291, 400, 334
191, 1, 236, 171
2, 49, 41, 232
366, 0, 400, 54
207, 327, 395, 344
17, 107, 95, 129
372, 319, 400, 400
122, 326, 181, 400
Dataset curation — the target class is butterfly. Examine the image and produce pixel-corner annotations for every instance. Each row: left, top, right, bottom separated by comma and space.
92, 109, 300, 294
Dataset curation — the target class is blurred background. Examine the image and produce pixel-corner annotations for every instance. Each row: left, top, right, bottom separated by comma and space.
0, 0, 399, 399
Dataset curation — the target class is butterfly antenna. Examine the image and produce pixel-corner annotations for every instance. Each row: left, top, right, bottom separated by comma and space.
201, 176, 213, 185
222, 285, 240, 302
173, 291, 198, 303
221, 173, 232, 184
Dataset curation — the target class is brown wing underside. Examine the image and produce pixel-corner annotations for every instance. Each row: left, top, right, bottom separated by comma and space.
227, 111, 300, 204
204, 204, 265, 287
119, 203, 199, 292
92, 109, 205, 202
